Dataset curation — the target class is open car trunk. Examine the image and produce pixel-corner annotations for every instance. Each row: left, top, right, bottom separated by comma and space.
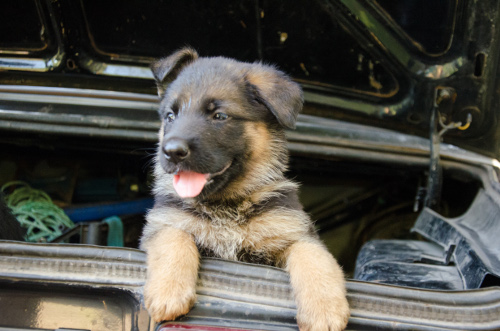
1, 0, 500, 330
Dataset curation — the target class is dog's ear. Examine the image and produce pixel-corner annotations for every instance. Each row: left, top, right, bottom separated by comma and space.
151, 47, 199, 97
245, 65, 303, 129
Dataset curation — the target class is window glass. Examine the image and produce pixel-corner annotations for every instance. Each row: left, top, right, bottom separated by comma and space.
82, 0, 397, 95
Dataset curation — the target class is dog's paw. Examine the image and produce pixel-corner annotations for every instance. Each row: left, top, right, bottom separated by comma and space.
296, 294, 350, 331
285, 240, 350, 331
144, 279, 197, 322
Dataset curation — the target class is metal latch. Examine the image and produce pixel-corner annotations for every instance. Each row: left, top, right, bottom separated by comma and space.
415, 87, 472, 212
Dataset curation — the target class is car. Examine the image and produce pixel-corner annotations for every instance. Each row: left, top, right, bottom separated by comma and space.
1, 0, 499, 330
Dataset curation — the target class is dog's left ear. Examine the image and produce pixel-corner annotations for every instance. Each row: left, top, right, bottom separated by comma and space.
245, 65, 303, 129
151, 47, 199, 97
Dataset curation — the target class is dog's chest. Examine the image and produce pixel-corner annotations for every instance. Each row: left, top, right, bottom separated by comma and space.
189, 217, 247, 261
170, 195, 305, 264
180, 207, 272, 262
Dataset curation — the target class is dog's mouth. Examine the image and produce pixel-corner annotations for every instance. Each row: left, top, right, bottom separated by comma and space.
172, 161, 232, 198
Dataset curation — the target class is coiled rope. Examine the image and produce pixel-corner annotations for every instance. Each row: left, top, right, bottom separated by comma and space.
1, 181, 74, 242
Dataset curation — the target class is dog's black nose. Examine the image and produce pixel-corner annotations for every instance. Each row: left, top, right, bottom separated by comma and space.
163, 139, 190, 163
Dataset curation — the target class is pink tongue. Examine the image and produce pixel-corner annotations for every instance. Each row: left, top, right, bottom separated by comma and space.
173, 171, 208, 198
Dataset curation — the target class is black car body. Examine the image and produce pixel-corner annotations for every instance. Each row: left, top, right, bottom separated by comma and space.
1, 1, 500, 330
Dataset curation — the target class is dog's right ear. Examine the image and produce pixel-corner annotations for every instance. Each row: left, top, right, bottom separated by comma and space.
151, 47, 199, 97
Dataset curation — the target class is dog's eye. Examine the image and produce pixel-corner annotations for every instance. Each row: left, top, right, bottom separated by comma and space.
166, 112, 176, 123
213, 113, 228, 121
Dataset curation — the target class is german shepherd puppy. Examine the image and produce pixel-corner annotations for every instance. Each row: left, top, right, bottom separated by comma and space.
140, 47, 350, 331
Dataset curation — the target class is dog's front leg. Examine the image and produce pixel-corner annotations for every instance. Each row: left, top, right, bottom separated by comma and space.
284, 240, 350, 331
142, 226, 200, 322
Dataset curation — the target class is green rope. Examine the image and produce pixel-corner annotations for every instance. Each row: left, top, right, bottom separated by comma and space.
1, 181, 74, 242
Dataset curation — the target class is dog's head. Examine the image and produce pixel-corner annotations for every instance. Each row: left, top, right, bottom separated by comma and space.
151, 47, 303, 200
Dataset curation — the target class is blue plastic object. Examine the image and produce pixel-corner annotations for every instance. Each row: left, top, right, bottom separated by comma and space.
63, 198, 153, 223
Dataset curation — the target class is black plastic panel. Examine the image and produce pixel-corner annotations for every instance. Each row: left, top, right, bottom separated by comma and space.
354, 239, 464, 290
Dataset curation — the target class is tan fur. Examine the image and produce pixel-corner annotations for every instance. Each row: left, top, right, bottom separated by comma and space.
143, 188, 308, 262
212, 122, 289, 202
143, 198, 350, 330
243, 208, 311, 261
284, 240, 350, 331
246, 69, 276, 95
142, 48, 349, 331
142, 226, 199, 322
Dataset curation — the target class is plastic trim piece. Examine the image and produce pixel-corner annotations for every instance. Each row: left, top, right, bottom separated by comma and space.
413, 189, 500, 288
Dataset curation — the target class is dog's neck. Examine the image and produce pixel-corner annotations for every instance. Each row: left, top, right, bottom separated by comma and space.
158, 177, 299, 226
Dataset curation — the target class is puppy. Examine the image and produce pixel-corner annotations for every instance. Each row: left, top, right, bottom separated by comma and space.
140, 47, 350, 331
